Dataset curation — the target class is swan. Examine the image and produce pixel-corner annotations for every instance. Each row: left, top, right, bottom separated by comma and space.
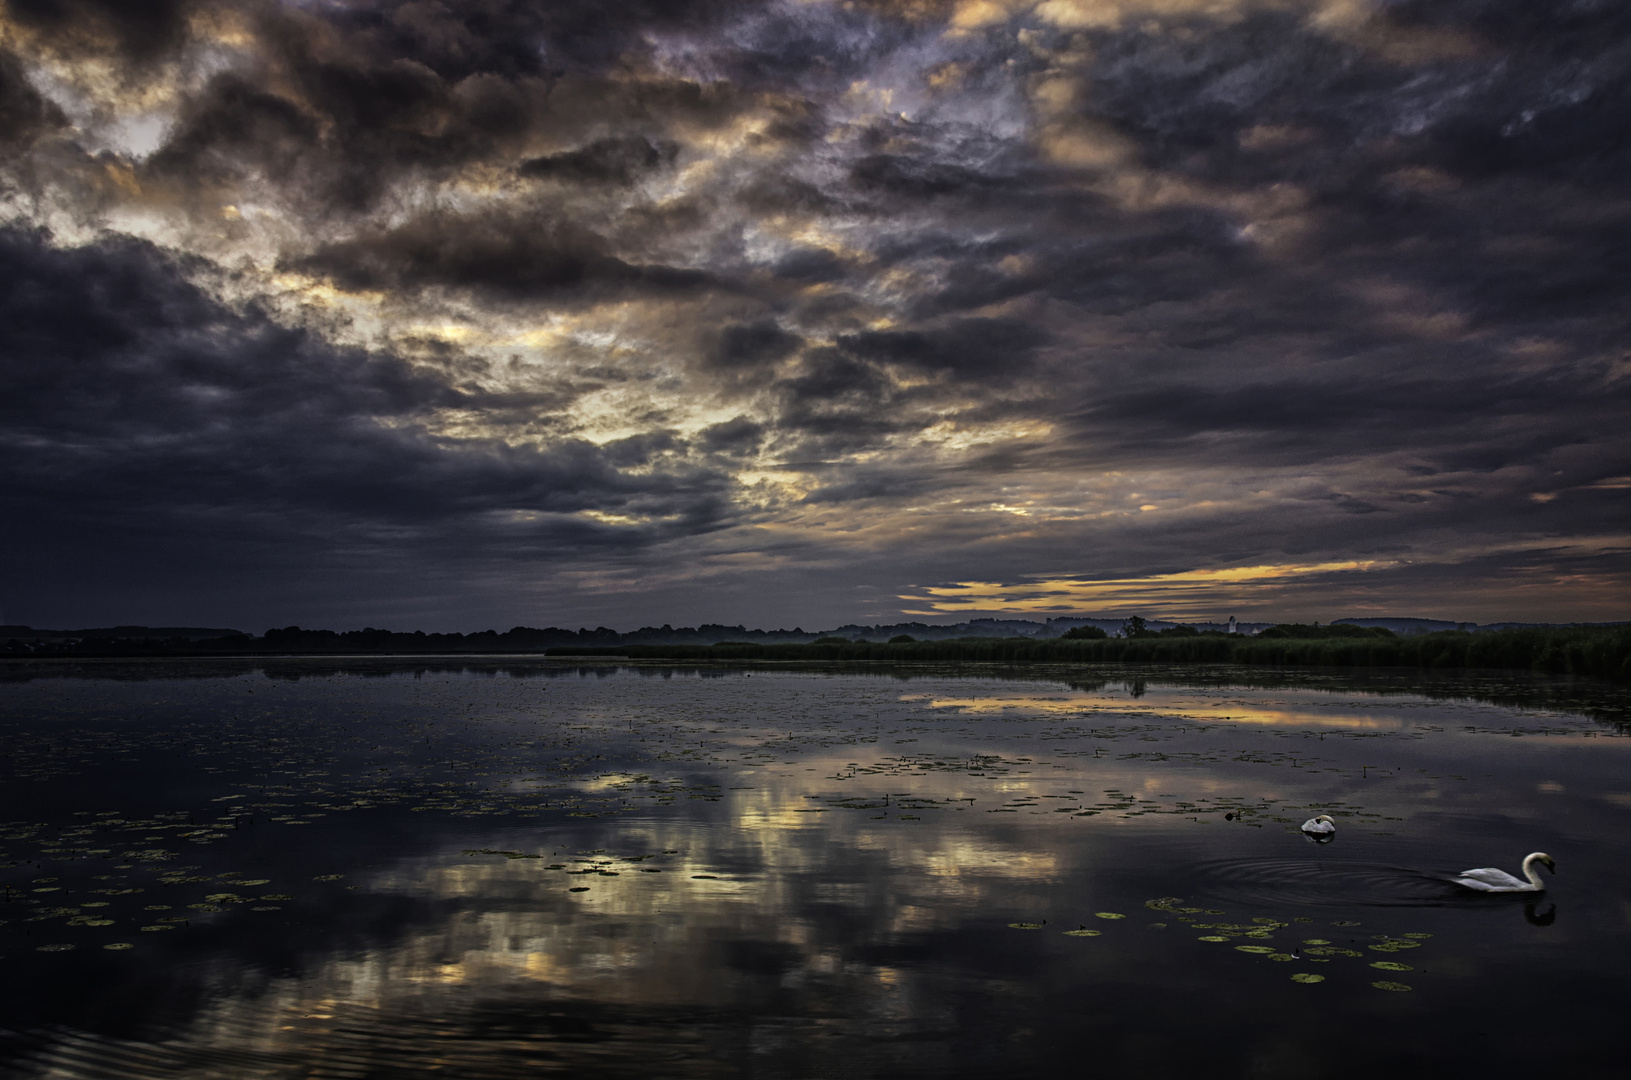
1300, 814, 1336, 837
1452, 852, 1555, 893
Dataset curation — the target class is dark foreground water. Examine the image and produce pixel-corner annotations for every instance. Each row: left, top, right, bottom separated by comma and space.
0, 659, 1627, 1079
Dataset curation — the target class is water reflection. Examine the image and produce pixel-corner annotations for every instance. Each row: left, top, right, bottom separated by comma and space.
2, 661, 1629, 1077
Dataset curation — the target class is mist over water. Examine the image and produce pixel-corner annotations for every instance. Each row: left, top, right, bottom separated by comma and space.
0, 661, 1626, 1078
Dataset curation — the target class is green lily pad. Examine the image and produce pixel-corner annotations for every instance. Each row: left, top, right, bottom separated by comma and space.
103, 943, 134, 951
1062, 929, 1101, 937
1371, 961, 1413, 971
1302, 939, 1331, 945
1371, 980, 1412, 992
1197, 935, 1229, 942
1094, 912, 1125, 920
1290, 973, 1325, 984
1009, 922, 1045, 930
1235, 945, 1275, 954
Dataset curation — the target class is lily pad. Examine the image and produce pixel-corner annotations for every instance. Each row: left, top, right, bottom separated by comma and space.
1371, 980, 1412, 992
1290, 973, 1325, 984
1197, 935, 1229, 942
1371, 961, 1413, 971
1009, 922, 1045, 930
1094, 912, 1125, 920
103, 943, 134, 951
1235, 945, 1275, 954
1062, 929, 1101, 937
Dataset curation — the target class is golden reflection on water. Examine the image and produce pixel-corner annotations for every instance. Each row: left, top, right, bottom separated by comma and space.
909, 692, 1408, 729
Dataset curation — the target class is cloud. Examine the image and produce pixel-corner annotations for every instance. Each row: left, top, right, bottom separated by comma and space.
0, 0, 1627, 627
286, 211, 716, 303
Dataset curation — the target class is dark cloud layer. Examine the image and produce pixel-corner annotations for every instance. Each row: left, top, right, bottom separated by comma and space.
0, 0, 1626, 628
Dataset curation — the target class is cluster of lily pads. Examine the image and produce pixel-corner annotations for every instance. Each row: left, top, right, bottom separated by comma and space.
1008, 896, 1430, 993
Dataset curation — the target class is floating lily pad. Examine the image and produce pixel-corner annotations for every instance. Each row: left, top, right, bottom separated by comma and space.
1402, 933, 1433, 939
1302, 939, 1331, 946
1094, 912, 1125, 920
103, 943, 134, 951
1197, 935, 1229, 942
1371, 980, 1412, 992
139, 925, 173, 931
1290, 973, 1325, 984
1371, 961, 1413, 971
1009, 922, 1045, 930
1235, 945, 1275, 954
1267, 953, 1296, 961
1063, 929, 1101, 937
312, 874, 344, 881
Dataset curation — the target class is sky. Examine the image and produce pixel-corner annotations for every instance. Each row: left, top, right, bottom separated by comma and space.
1, 0, 1627, 633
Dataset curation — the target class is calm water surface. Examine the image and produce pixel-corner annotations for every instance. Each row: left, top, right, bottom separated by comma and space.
0, 660, 1627, 1079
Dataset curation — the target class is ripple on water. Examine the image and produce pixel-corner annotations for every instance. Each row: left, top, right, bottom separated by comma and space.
1185, 858, 1466, 908
6, 998, 724, 1079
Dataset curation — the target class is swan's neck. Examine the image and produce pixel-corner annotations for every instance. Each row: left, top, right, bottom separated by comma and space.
1522, 854, 1545, 888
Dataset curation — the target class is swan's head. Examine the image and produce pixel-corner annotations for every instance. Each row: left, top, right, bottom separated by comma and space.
1527, 852, 1556, 874
1314, 815, 1335, 825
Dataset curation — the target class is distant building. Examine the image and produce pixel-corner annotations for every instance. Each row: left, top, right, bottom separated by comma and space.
1227, 616, 1237, 634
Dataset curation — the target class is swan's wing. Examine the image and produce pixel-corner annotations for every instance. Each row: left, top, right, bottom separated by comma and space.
1455, 868, 1525, 889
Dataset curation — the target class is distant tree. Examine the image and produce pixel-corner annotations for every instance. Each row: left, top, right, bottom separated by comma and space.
889, 635, 917, 643
1120, 616, 1150, 638
812, 636, 851, 645
1061, 626, 1108, 640
1157, 624, 1199, 637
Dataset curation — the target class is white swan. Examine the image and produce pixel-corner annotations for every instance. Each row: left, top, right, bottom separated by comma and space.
1300, 814, 1336, 837
1452, 852, 1555, 893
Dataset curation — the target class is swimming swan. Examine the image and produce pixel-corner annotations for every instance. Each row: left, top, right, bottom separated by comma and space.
1300, 814, 1336, 837
1452, 852, 1555, 893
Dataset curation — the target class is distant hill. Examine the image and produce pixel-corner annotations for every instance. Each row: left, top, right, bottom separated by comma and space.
1334, 618, 1465, 634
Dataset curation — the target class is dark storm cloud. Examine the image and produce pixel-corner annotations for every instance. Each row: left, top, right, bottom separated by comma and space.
124, 0, 763, 215
287, 213, 715, 303
519, 136, 679, 185
0, 227, 741, 622
709, 320, 803, 370
1, 0, 198, 61
2, 0, 1627, 628
839, 318, 1050, 381
0, 48, 65, 144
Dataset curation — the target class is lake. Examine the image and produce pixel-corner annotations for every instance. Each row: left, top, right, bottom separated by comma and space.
1, 659, 1627, 1078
